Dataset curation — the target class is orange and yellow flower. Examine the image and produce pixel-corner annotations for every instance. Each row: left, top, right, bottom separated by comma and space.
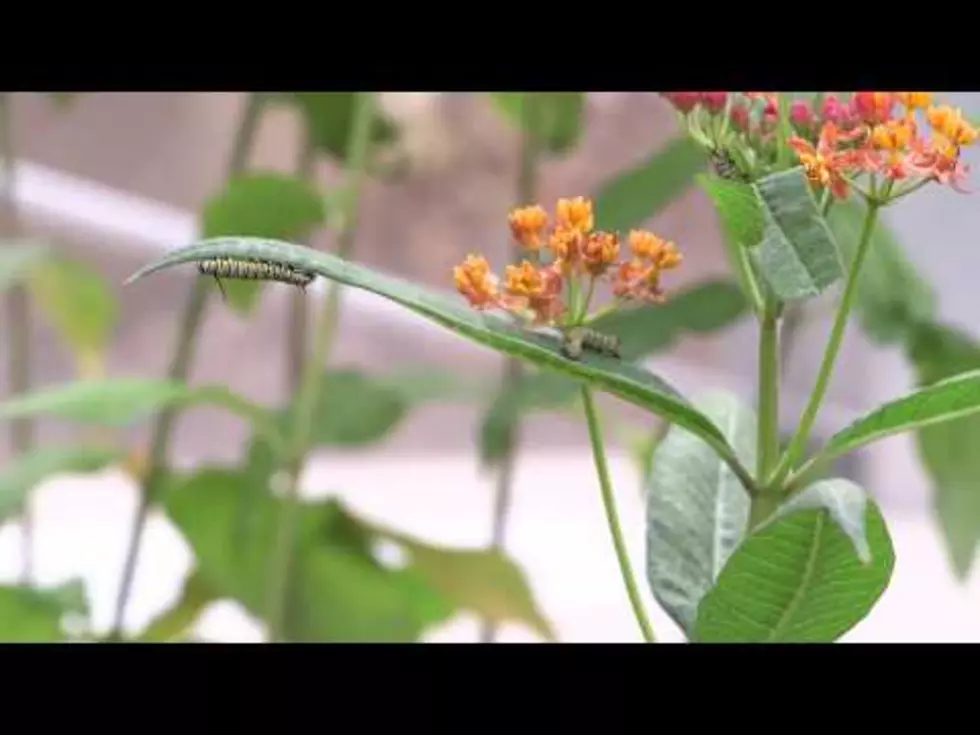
454, 197, 684, 327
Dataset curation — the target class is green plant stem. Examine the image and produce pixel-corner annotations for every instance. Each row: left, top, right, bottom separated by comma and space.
0, 93, 35, 585
107, 93, 266, 640
751, 294, 781, 527
480, 93, 541, 645
769, 201, 880, 489
265, 92, 376, 642
287, 125, 318, 392
580, 386, 656, 643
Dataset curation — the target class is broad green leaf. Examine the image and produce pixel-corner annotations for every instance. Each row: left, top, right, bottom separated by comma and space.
0, 241, 50, 293
306, 369, 410, 447
351, 509, 555, 639
200, 173, 328, 315
280, 93, 399, 163
645, 391, 755, 637
0, 580, 89, 642
594, 136, 707, 233
165, 470, 452, 641
490, 93, 586, 155
750, 167, 844, 301
801, 369, 980, 479
827, 199, 936, 345
124, 239, 754, 489
695, 479, 894, 642
27, 256, 118, 370
908, 322, 980, 578
0, 446, 122, 522
0, 379, 284, 452
136, 572, 217, 642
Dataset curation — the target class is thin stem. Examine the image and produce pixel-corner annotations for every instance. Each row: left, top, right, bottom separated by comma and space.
287, 124, 318, 392
580, 386, 656, 643
480, 92, 541, 644
0, 93, 35, 585
750, 294, 781, 529
107, 93, 266, 640
769, 201, 880, 488
265, 92, 376, 642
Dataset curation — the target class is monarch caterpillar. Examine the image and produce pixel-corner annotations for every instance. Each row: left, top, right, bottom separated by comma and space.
197, 257, 316, 300
709, 146, 749, 182
561, 326, 622, 361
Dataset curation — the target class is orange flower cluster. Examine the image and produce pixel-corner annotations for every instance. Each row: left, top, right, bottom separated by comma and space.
789, 92, 977, 198
454, 197, 683, 326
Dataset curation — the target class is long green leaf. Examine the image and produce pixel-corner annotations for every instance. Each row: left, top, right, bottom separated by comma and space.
907, 321, 980, 578
124, 238, 754, 490
0, 379, 285, 455
695, 479, 894, 642
800, 369, 980, 479
645, 391, 755, 637
593, 136, 707, 233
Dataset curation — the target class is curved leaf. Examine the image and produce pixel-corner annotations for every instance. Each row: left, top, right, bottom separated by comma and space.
751, 167, 844, 301
695, 479, 894, 642
306, 369, 409, 447
0, 580, 89, 642
645, 391, 755, 637
0, 446, 122, 522
124, 238, 754, 489
280, 93, 399, 163
801, 369, 980, 478
201, 173, 328, 315
594, 136, 707, 233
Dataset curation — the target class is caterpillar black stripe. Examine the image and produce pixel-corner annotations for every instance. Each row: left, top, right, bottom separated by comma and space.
197, 257, 316, 300
709, 147, 749, 182
561, 326, 622, 361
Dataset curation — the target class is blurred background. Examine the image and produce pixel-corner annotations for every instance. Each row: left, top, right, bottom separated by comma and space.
1, 91, 979, 642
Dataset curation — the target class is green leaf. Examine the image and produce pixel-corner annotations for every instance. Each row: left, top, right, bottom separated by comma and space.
750, 167, 844, 301
0, 446, 122, 522
826, 198, 936, 345
0, 241, 50, 294
0, 380, 283, 452
306, 369, 410, 447
645, 391, 755, 637
802, 369, 980, 478
490, 93, 586, 155
907, 322, 980, 578
351, 509, 555, 639
695, 479, 894, 642
200, 173, 328, 314
124, 238, 754, 489
0, 580, 89, 642
165, 469, 453, 641
281, 93, 399, 163
27, 255, 118, 367
136, 572, 218, 642
594, 136, 707, 233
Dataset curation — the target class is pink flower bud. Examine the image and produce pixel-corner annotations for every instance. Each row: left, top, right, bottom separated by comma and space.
729, 103, 750, 131
790, 100, 814, 127
821, 95, 846, 124
702, 92, 728, 114
662, 93, 701, 113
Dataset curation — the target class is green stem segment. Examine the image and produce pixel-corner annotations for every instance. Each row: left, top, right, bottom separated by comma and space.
107, 93, 266, 640
480, 93, 541, 644
751, 295, 781, 528
0, 93, 35, 584
769, 201, 881, 488
265, 92, 376, 642
580, 386, 656, 643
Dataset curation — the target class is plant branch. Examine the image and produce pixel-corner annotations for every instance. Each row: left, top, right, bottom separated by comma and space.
287, 123, 318, 393
480, 93, 542, 644
107, 93, 266, 640
0, 93, 35, 585
769, 201, 880, 488
265, 92, 376, 642
750, 294, 781, 528
580, 386, 656, 643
